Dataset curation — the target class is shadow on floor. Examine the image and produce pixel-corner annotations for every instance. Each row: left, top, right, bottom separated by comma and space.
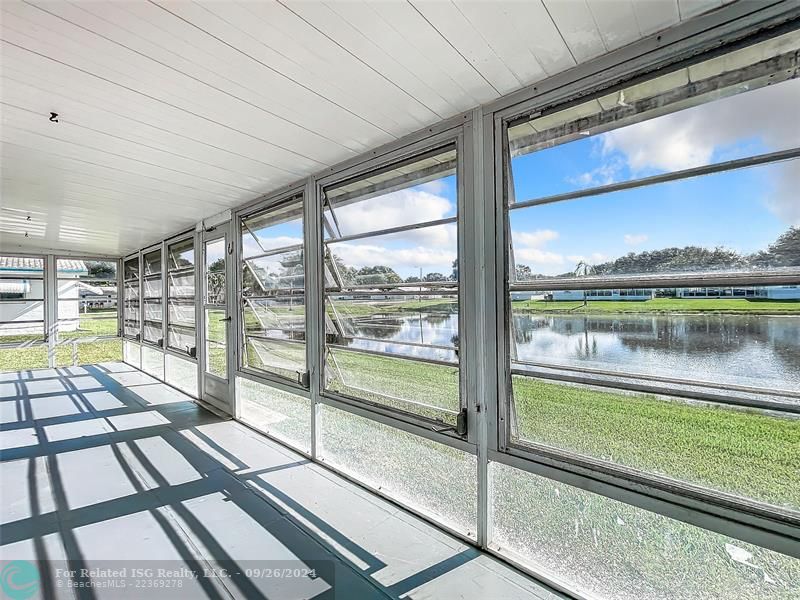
0, 363, 559, 600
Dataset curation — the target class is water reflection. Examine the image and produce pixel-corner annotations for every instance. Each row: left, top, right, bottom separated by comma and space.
328, 308, 800, 389
338, 311, 459, 363
513, 312, 800, 389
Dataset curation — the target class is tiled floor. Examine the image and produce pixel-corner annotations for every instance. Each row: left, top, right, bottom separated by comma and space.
0, 362, 562, 599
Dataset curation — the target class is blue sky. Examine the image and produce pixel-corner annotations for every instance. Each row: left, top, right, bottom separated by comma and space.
241, 78, 799, 280
507, 78, 799, 275
509, 140, 793, 275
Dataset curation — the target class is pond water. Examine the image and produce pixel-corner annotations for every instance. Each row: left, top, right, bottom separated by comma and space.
341, 310, 800, 391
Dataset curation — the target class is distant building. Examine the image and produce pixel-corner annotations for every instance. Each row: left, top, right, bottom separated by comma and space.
79, 284, 118, 309
544, 286, 800, 302
676, 286, 800, 299
756, 286, 800, 300
551, 289, 655, 302
0, 257, 87, 335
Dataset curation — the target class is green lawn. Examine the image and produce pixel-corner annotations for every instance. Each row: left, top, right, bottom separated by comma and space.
512, 377, 800, 510
0, 312, 122, 371
58, 309, 118, 338
326, 348, 460, 423
513, 298, 800, 314
321, 349, 799, 510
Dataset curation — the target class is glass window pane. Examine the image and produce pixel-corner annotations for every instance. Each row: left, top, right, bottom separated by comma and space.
507, 31, 800, 204
167, 237, 196, 356
123, 257, 140, 340
142, 250, 163, 346
141, 344, 164, 380
205, 308, 226, 379
505, 33, 800, 518
507, 160, 800, 284
241, 194, 306, 384
205, 239, 226, 305
0, 255, 45, 349
322, 145, 460, 424
320, 404, 477, 538
237, 376, 311, 454
510, 375, 800, 510
491, 461, 800, 600
510, 285, 800, 393
123, 339, 141, 369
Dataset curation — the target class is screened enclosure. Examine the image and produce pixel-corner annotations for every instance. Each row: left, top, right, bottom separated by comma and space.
4, 16, 798, 600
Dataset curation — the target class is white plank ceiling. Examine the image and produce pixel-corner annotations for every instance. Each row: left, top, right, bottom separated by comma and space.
0, 0, 734, 256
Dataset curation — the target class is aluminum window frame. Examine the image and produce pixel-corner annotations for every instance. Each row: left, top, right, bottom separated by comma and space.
315, 127, 472, 443
0, 251, 48, 348
71, 3, 800, 589
140, 242, 165, 349
53, 255, 121, 351
164, 231, 198, 361
122, 252, 141, 342
491, 37, 800, 561
201, 228, 230, 385
237, 187, 310, 391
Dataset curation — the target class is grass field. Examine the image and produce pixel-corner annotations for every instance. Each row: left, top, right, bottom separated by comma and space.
0, 311, 121, 371
321, 348, 799, 510
513, 298, 800, 314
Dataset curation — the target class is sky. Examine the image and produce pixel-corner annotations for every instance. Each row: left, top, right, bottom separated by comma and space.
241, 77, 799, 280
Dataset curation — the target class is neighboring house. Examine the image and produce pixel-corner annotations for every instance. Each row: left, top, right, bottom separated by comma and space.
551, 289, 655, 301
79, 284, 118, 309
676, 286, 800, 299
546, 286, 800, 301
0, 257, 87, 335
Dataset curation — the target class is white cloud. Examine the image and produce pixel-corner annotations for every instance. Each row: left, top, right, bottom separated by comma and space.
568, 159, 623, 188
515, 247, 564, 265
598, 78, 800, 224
324, 187, 459, 274
334, 188, 453, 237
624, 233, 648, 246
333, 242, 455, 272
567, 253, 610, 265
601, 78, 800, 173
512, 229, 565, 271
764, 160, 800, 226
516, 229, 559, 247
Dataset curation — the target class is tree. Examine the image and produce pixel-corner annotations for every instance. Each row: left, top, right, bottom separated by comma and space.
515, 264, 534, 281
329, 253, 356, 286
405, 276, 421, 283
423, 272, 445, 282
450, 259, 458, 282
86, 261, 115, 280
355, 265, 402, 285
592, 246, 745, 275
751, 226, 800, 267
206, 258, 226, 303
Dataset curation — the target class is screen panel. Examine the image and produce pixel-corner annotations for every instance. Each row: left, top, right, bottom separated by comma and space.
166, 237, 196, 357
142, 249, 163, 347
241, 194, 306, 384
321, 145, 461, 426
503, 33, 800, 518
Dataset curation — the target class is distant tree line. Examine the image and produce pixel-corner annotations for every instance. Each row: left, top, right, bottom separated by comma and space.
515, 226, 800, 280
241, 225, 800, 287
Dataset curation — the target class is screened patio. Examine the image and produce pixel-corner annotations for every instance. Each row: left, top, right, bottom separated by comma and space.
1, 2, 799, 599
